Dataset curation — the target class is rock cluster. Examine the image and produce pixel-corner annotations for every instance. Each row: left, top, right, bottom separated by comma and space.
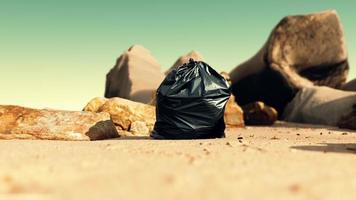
84, 97, 155, 136
230, 10, 349, 115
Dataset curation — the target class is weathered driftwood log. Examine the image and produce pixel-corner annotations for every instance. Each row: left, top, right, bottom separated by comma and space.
105, 45, 164, 104
0, 105, 119, 141
283, 86, 356, 129
230, 10, 348, 115
84, 97, 155, 136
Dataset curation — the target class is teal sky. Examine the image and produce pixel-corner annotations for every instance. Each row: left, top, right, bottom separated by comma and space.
1, 0, 355, 110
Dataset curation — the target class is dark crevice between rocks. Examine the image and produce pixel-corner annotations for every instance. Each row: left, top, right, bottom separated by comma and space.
298, 60, 349, 88
231, 67, 298, 118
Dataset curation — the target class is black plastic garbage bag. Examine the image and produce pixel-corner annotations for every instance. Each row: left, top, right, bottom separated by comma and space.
151, 59, 231, 139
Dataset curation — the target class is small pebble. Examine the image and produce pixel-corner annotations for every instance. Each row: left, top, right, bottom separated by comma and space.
270, 136, 280, 140
203, 148, 210, 155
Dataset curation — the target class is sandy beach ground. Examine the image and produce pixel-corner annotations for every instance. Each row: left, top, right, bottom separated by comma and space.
0, 122, 355, 200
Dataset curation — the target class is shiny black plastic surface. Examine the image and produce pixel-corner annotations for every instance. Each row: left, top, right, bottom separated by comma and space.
152, 59, 230, 139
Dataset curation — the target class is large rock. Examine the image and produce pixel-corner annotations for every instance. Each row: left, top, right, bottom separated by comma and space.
84, 97, 155, 136
166, 50, 204, 75
0, 105, 119, 141
230, 10, 348, 115
283, 86, 356, 129
105, 45, 165, 104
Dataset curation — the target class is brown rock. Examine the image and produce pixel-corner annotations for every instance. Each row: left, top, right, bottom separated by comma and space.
166, 51, 204, 75
130, 121, 150, 136
230, 10, 348, 115
105, 45, 165, 104
224, 95, 244, 127
84, 97, 155, 136
242, 102, 278, 126
219, 72, 244, 127
0, 105, 119, 141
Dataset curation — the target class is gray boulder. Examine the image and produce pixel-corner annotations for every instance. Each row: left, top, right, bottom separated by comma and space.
283, 86, 356, 129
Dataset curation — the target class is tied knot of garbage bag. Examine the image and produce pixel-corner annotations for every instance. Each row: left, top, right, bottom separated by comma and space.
151, 60, 231, 139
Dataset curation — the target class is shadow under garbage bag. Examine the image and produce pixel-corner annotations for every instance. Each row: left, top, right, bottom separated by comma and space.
291, 143, 356, 154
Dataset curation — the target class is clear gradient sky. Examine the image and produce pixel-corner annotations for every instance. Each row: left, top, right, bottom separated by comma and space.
1, 0, 355, 110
